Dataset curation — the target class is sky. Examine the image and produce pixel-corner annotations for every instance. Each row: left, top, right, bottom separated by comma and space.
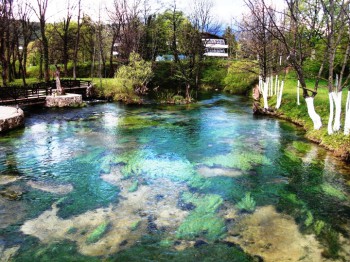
46, 0, 286, 27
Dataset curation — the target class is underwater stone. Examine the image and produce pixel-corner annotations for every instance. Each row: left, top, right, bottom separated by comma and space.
0, 189, 23, 200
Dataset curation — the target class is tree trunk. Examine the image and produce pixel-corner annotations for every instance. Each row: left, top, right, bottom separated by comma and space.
333, 91, 342, 132
328, 92, 335, 135
344, 90, 350, 135
305, 97, 322, 130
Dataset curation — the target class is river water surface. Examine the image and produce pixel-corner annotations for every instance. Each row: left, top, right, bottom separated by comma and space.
1, 94, 350, 261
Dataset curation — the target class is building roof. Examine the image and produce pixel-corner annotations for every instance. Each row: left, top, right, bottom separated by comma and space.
201, 32, 225, 40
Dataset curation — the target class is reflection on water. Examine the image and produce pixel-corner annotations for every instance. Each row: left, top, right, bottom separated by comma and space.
0, 94, 350, 261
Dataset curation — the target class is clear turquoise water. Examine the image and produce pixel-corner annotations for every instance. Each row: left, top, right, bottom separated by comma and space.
0, 94, 349, 261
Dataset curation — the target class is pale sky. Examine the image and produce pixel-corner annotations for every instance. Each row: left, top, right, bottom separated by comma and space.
46, 0, 285, 27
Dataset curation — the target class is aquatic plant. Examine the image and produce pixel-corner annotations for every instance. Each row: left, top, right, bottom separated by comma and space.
203, 151, 271, 171
176, 192, 226, 241
130, 220, 141, 231
13, 240, 98, 262
314, 220, 325, 236
304, 211, 314, 227
99, 155, 115, 174
67, 227, 78, 234
322, 226, 341, 259
128, 180, 139, 192
320, 183, 347, 201
292, 141, 312, 154
118, 115, 158, 130
114, 150, 197, 183
86, 222, 109, 244
236, 192, 256, 213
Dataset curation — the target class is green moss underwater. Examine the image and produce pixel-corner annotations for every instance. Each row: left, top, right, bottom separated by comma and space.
176, 192, 226, 241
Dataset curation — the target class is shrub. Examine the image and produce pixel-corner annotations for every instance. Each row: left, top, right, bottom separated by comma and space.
223, 60, 258, 95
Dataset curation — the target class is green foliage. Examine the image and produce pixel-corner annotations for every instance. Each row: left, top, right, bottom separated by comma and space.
200, 59, 228, 90
177, 192, 226, 240
115, 52, 153, 93
86, 222, 109, 244
274, 76, 350, 158
236, 192, 256, 213
203, 151, 271, 171
223, 60, 258, 95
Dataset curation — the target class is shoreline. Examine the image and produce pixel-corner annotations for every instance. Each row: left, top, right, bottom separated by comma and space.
253, 101, 350, 162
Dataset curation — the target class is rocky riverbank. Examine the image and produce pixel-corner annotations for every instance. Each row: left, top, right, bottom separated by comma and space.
0, 106, 24, 133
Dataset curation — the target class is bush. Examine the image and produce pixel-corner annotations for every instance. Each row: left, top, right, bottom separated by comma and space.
200, 59, 228, 90
223, 60, 258, 95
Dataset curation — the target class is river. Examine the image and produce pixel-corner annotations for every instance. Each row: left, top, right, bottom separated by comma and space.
0, 93, 350, 261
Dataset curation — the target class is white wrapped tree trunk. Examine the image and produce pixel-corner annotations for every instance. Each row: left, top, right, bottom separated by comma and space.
328, 92, 335, 135
263, 80, 269, 109
333, 91, 342, 132
276, 81, 284, 109
344, 91, 350, 135
305, 97, 322, 130
297, 80, 300, 106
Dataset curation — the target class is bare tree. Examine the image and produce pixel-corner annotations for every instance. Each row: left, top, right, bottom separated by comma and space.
108, 0, 144, 61
253, 0, 325, 129
53, 0, 73, 76
16, 0, 34, 84
72, 0, 81, 80
0, 0, 13, 85
320, 0, 350, 134
32, 0, 50, 82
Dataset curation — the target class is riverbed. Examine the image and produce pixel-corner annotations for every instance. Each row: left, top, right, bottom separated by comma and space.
1, 94, 350, 261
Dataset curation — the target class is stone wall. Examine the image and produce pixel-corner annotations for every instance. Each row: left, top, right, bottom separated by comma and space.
45, 94, 83, 107
0, 106, 25, 133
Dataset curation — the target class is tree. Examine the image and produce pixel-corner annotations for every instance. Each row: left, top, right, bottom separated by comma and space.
223, 26, 238, 58
242, 0, 283, 109
0, 0, 13, 85
16, 0, 35, 85
249, 0, 325, 129
320, 0, 350, 134
32, 0, 50, 82
53, 1, 73, 76
72, 0, 82, 80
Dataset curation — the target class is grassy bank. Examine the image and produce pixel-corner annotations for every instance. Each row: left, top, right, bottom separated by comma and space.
266, 75, 350, 161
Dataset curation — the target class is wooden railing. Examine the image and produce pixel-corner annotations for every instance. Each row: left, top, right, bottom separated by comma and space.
0, 79, 92, 105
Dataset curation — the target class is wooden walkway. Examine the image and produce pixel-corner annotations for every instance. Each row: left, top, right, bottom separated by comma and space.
0, 80, 91, 106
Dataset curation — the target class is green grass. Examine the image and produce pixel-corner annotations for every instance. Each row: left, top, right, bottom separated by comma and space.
270, 75, 350, 159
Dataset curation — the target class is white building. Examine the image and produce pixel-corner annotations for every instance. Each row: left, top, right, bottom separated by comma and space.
202, 33, 228, 58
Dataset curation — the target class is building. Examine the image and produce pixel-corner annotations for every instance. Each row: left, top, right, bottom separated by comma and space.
201, 33, 228, 58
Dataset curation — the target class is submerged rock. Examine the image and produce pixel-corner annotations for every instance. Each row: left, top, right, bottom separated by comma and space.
20, 169, 189, 257
0, 197, 27, 228
0, 244, 20, 261
226, 205, 323, 262
0, 189, 23, 200
0, 175, 19, 185
196, 166, 243, 178
27, 180, 73, 195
